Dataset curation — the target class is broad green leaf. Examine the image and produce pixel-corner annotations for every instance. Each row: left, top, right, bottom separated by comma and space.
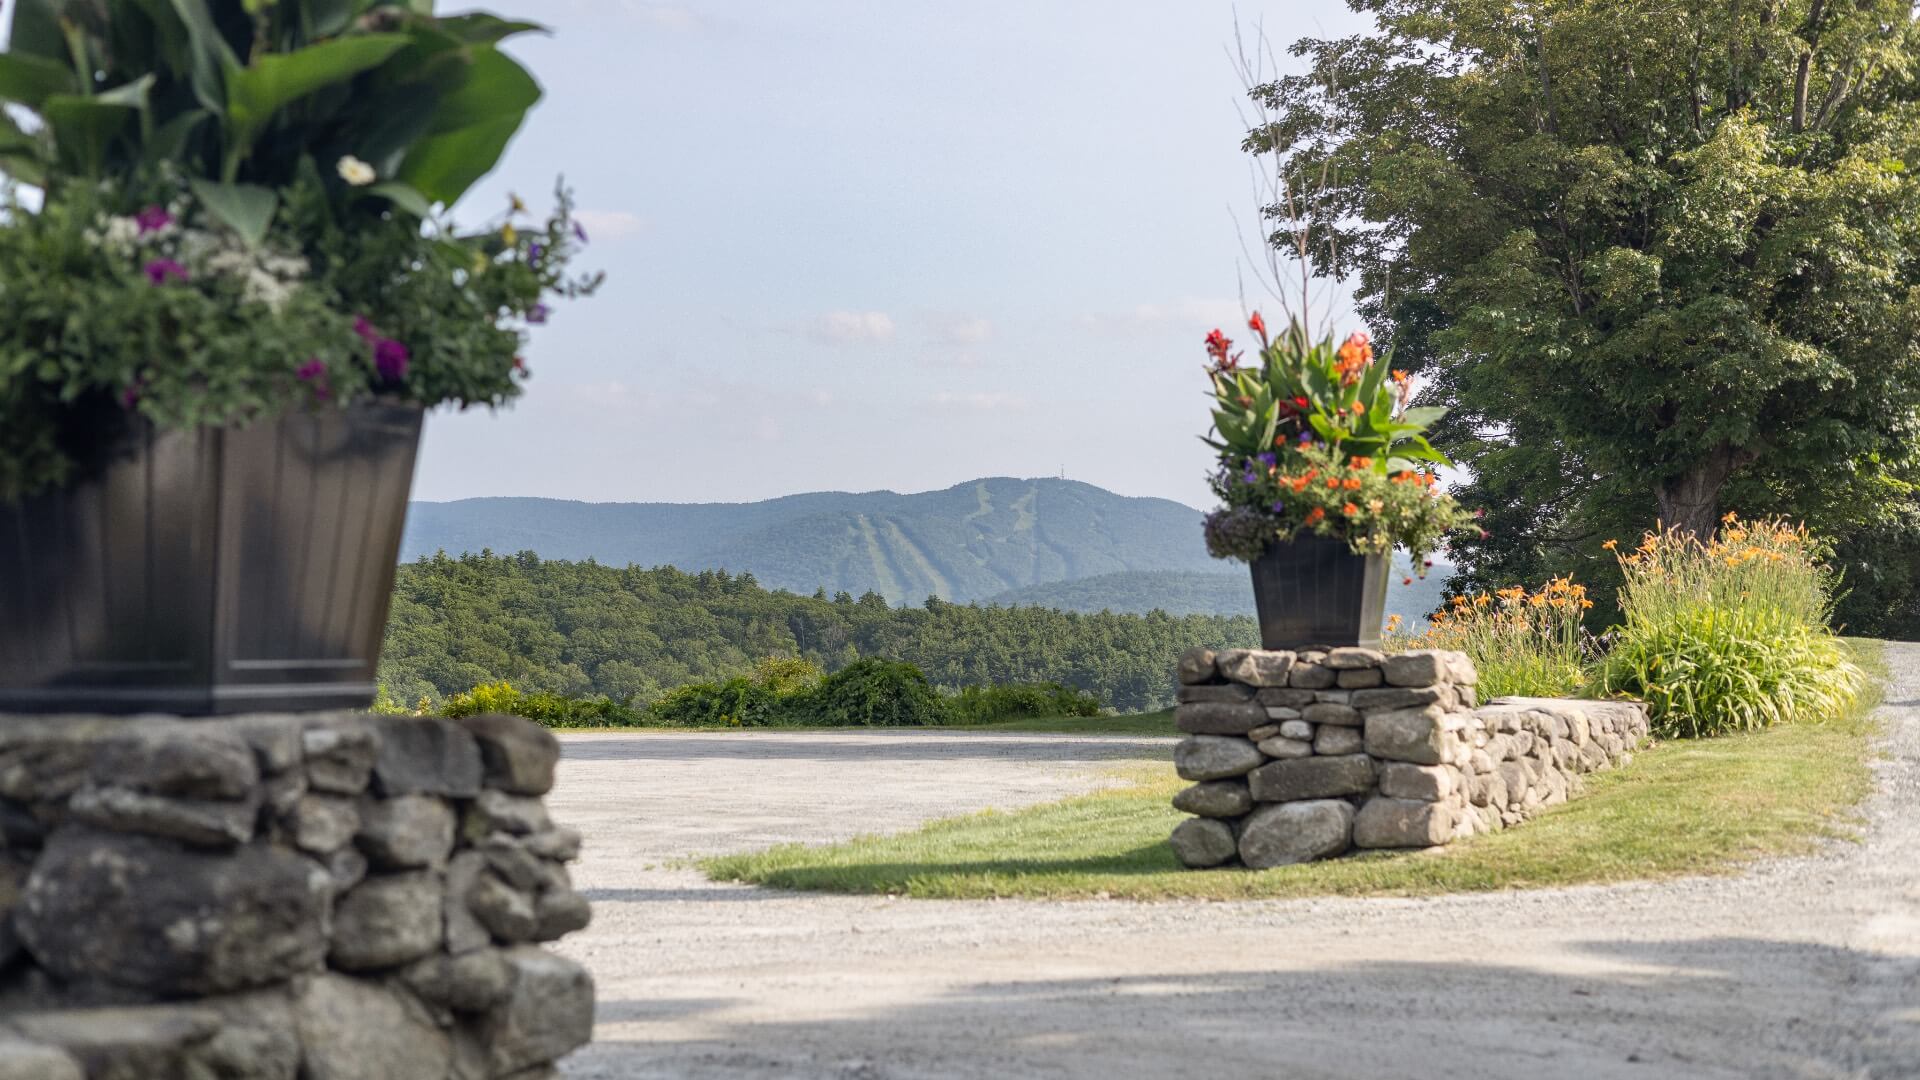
398, 47, 541, 203
1399, 405, 1448, 432
6, 0, 69, 63
42, 92, 144, 176
224, 35, 410, 161
305, 0, 361, 38
144, 108, 210, 166
189, 178, 278, 248
369, 180, 434, 216
168, 0, 239, 113
0, 54, 77, 108
434, 14, 550, 44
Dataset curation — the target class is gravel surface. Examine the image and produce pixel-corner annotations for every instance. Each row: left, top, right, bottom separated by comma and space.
551, 647, 1920, 1079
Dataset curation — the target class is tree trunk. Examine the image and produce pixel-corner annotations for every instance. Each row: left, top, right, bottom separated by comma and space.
1656, 443, 1751, 539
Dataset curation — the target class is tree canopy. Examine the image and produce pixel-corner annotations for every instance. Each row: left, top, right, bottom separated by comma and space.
1253, 0, 1920, 634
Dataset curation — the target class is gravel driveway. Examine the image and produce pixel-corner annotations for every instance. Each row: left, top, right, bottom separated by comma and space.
550, 644, 1920, 1079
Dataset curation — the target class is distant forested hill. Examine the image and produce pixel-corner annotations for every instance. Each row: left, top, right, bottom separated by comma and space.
378, 553, 1258, 713
986, 560, 1454, 625
400, 478, 1215, 605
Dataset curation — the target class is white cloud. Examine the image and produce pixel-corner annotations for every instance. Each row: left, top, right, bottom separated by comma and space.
923, 312, 994, 346
807, 311, 895, 346
572, 210, 648, 240
928, 391, 1030, 412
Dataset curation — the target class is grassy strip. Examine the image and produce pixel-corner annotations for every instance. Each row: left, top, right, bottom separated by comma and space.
702, 641, 1885, 900
544, 710, 1179, 737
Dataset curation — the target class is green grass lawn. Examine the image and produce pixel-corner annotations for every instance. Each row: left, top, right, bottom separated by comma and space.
703, 641, 1887, 900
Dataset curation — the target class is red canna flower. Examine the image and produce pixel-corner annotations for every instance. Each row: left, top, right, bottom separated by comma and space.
1248, 311, 1267, 338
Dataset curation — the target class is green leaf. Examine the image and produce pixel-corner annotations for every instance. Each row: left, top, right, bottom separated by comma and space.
189, 178, 279, 248
433, 14, 550, 44
368, 180, 434, 217
0, 53, 78, 108
167, 0, 240, 113
42, 88, 148, 176
224, 34, 411, 166
144, 108, 210, 166
397, 47, 541, 204
6, 0, 70, 63
1399, 405, 1448, 432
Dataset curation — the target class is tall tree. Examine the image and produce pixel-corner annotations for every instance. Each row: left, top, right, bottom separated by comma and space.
1250, 0, 1920, 632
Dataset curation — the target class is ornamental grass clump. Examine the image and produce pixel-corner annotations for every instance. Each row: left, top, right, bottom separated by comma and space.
1598, 515, 1865, 738
1384, 577, 1594, 699
1200, 316, 1473, 568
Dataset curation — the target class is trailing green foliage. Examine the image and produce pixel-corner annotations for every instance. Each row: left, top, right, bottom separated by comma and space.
379, 553, 1258, 713
784, 659, 951, 728
1599, 519, 1866, 738
443, 682, 642, 729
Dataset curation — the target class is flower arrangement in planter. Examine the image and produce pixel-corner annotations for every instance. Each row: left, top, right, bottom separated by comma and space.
0, 0, 598, 714
1200, 316, 1472, 649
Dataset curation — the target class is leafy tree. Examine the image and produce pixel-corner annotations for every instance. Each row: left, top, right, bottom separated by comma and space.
1252, 0, 1920, 634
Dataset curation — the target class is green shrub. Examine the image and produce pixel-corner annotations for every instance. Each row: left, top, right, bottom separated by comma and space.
443, 682, 645, 729
1383, 578, 1593, 699
948, 682, 1104, 724
646, 678, 784, 727
1598, 518, 1865, 738
789, 659, 952, 728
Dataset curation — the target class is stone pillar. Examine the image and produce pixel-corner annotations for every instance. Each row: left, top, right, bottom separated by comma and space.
0, 711, 594, 1080
1169, 648, 1648, 869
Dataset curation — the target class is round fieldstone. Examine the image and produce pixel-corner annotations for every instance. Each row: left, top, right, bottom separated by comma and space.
330, 871, 445, 971
1169, 818, 1237, 868
1237, 800, 1353, 867
1353, 796, 1454, 848
1173, 736, 1264, 781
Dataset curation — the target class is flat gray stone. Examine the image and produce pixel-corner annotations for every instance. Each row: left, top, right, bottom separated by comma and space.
1248, 755, 1375, 802
1351, 685, 1447, 711
1287, 663, 1336, 689
1301, 702, 1361, 727
1377, 763, 1454, 802
1254, 687, 1317, 708
469, 872, 539, 943
1173, 736, 1264, 781
1365, 705, 1448, 765
1174, 702, 1268, 735
1175, 683, 1255, 705
398, 948, 516, 1013
1335, 666, 1384, 688
1354, 796, 1454, 848
330, 871, 445, 971
371, 718, 482, 798
476, 947, 595, 1076
8, 1005, 219, 1080
463, 791, 552, 841
1216, 649, 1296, 687
1277, 719, 1314, 740
356, 795, 456, 869
1313, 726, 1364, 755
1237, 800, 1353, 867
1383, 651, 1448, 687
1172, 780, 1253, 818
66, 786, 257, 847
533, 889, 593, 942
525, 827, 583, 863
1169, 817, 1237, 868
89, 727, 258, 799
455, 714, 562, 796
16, 829, 330, 995
445, 851, 492, 954
1324, 646, 1386, 670
294, 972, 452, 1080
1253, 736, 1313, 759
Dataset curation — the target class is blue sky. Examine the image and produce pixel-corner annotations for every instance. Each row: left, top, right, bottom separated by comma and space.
422, 1, 1369, 510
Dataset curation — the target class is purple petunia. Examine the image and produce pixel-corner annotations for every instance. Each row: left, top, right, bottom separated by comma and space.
1298, 431, 1314, 444
527, 303, 551, 325
373, 338, 410, 382
1257, 452, 1277, 468
1270, 500, 1287, 514
353, 315, 380, 343
573, 221, 589, 244
297, 358, 330, 399
528, 242, 545, 262
143, 259, 188, 285
134, 205, 172, 234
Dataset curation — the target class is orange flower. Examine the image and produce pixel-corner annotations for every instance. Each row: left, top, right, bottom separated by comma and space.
1248, 311, 1267, 338
1343, 477, 1362, 490
1337, 331, 1372, 368
1341, 502, 1360, 516
1350, 456, 1372, 470
1349, 401, 1366, 416
1601, 539, 1618, 551
1305, 507, 1326, 525
1326, 477, 1341, 489
1390, 369, 1409, 386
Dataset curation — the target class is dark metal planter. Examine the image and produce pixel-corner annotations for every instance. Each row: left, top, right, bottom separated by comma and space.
1248, 535, 1390, 651
0, 402, 424, 715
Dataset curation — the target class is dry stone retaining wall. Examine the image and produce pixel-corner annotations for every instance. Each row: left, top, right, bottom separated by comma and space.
0, 711, 593, 1079
1169, 647, 1650, 869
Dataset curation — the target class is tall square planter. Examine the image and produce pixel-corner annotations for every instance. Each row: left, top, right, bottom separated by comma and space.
1247, 535, 1390, 650
0, 403, 423, 715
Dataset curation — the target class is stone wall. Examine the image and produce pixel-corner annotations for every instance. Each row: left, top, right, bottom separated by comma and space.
0, 711, 593, 1079
1168, 647, 1650, 869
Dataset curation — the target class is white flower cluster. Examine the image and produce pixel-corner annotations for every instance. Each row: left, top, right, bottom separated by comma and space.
83, 202, 311, 312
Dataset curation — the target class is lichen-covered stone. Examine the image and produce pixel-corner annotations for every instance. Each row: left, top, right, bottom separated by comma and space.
1237, 800, 1353, 867
7, 1005, 221, 1080
1253, 736, 1313, 760
1286, 663, 1336, 689
1323, 646, 1386, 670
1376, 763, 1454, 803
0, 1037, 83, 1080
1175, 683, 1255, 705
1382, 651, 1447, 687
67, 786, 257, 848
463, 791, 552, 841
1335, 666, 1384, 689
1364, 705, 1448, 765
302, 722, 378, 795
1350, 685, 1446, 712
1254, 687, 1317, 709
89, 728, 258, 800
1175, 648, 1219, 685
371, 719, 482, 799
476, 948, 595, 1076
356, 795, 455, 869
294, 973, 452, 1080
1312, 726, 1364, 756
16, 829, 331, 995
291, 795, 360, 855
330, 871, 444, 971
398, 949, 515, 1014
1301, 701, 1361, 727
